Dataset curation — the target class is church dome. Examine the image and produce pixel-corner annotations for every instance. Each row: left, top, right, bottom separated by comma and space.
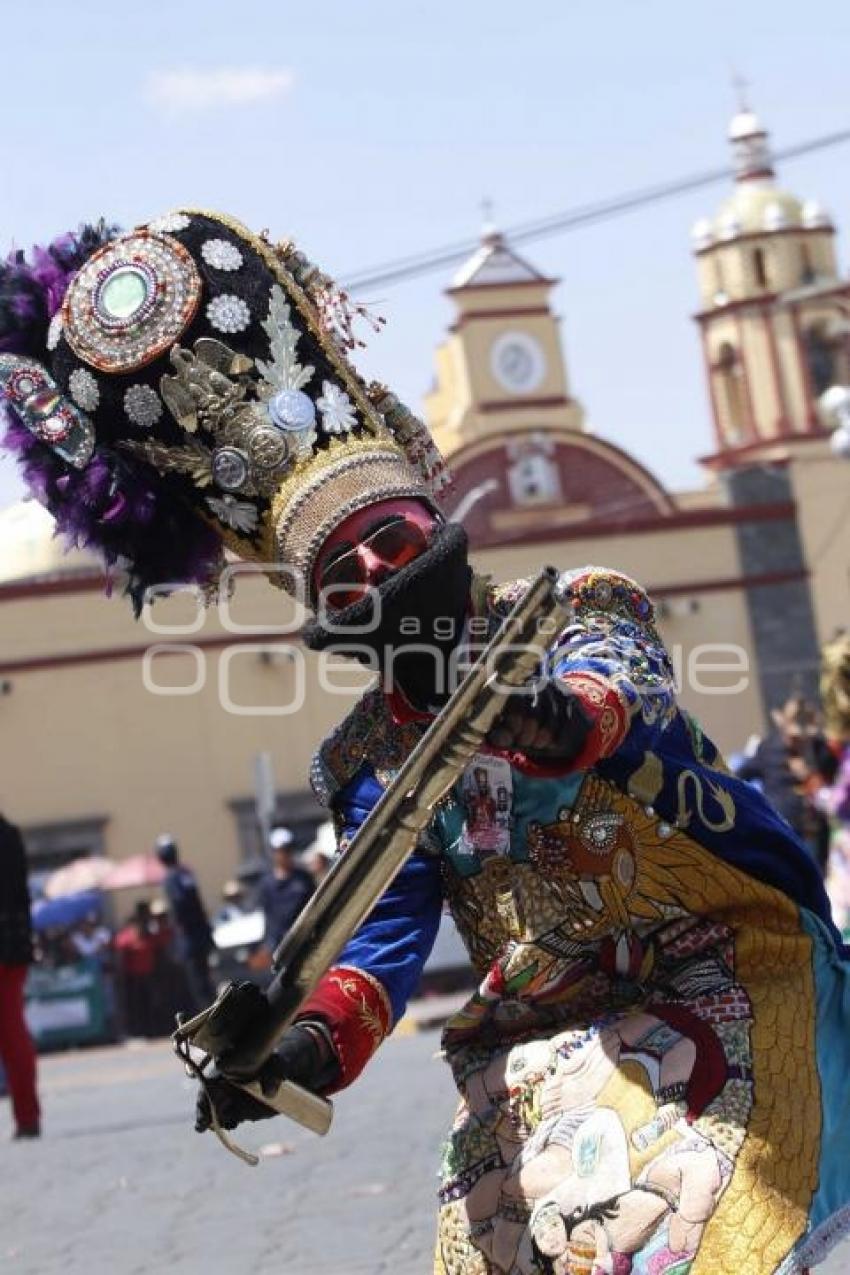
713, 184, 803, 239
0, 500, 97, 587
698, 103, 831, 247
763, 199, 793, 231
716, 207, 743, 241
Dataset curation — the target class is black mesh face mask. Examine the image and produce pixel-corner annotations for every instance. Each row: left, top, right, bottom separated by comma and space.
304, 520, 472, 712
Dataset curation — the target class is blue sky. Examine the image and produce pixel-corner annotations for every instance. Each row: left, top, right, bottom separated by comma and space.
1, 0, 849, 509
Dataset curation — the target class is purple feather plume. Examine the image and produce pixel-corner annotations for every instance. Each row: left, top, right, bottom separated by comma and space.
0, 219, 226, 613
0, 221, 119, 358
2, 406, 224, 613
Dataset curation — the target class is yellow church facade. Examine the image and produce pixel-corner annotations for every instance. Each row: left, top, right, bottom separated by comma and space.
1, 107, 847, 903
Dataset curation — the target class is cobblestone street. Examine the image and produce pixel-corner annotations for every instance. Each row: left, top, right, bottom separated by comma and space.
1, 1027, 456, 1275
1, 1027, 847, 1274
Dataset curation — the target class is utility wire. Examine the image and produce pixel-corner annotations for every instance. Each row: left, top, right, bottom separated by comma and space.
342, 128, 850, 292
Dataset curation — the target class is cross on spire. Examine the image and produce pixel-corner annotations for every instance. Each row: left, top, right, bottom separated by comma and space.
731, 69, 751, 112
480, 196, 497, 238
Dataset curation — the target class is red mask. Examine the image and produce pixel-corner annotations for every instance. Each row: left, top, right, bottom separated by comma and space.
312, 498, 440, 610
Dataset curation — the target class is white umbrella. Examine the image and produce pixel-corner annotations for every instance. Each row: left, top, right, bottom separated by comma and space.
43, 856, 114, 899
101, 853, 166, 890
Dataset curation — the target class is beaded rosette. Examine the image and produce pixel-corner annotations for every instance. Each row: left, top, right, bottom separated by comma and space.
0, 209, 451, 607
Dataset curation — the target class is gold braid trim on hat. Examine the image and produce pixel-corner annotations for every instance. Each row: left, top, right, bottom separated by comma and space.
271, 436, 433, 598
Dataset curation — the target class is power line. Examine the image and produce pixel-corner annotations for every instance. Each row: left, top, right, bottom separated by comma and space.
342, 128, 850, 292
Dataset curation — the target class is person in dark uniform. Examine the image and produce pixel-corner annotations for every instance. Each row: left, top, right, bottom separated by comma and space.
736, 696, 837, 872
154, 835, 214, 1011
0, 813, 40, 1138
259, 826, 315, 956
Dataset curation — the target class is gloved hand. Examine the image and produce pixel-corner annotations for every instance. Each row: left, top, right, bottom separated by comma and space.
486, 679, 593, 762
194, 1021, 338, 1133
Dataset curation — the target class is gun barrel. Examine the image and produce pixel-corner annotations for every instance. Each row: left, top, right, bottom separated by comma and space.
270, 571, 565, 991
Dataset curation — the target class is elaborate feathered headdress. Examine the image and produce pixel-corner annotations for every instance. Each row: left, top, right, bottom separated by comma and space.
0, 210, 449, 611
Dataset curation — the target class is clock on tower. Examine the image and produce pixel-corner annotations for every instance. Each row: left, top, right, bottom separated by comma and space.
490, 331, 547, 394
423, 224, 585, 455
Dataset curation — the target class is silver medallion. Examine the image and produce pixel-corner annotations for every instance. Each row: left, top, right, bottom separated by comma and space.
267, 388, 316, 432
212, 446, 251, 492
246, 422, 293, 488
206, 294, 251, 334
124, 384, 163, 428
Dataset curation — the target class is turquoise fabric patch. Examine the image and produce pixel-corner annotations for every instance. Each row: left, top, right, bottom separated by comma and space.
798, 907, 850, 1238
511, 770, 585, 861
434, 767, 586, 876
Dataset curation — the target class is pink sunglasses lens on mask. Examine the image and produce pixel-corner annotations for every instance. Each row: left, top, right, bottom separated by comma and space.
318, 518, 430, 608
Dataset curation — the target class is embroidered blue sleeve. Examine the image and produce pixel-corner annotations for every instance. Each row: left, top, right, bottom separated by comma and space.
331, 766, 444, 1025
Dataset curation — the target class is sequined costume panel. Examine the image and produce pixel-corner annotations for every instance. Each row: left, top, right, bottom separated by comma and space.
306, 567, 850, 1271
433, 773, 824, 1275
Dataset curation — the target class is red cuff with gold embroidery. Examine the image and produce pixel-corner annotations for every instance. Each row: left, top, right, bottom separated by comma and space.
555, 670, 630, 771
297, 965, 393, 1094
487, 671, 630, 777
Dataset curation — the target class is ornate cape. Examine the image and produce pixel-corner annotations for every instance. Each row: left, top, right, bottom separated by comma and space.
301, 567, 849, 1275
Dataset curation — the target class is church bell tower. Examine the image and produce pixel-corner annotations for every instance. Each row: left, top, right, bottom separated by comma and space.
424, 222, 584, 460
693, 104, 850, 466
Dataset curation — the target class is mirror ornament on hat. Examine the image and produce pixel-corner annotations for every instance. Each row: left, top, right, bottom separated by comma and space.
0, 208, 452, 610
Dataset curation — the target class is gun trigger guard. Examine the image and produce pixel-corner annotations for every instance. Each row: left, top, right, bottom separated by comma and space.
205, 1089, 260, 1168
174, 1028, 259, 1167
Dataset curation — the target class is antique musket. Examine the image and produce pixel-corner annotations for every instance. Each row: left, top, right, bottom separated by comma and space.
174, 565, 572, 1163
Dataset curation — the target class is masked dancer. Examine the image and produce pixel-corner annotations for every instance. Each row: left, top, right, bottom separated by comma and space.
3, 211, 849, 1274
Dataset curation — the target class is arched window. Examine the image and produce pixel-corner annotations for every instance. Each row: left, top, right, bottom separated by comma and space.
752, 248, 768, 290
714, 255, 726, 295
805, 324, 838, 396
507, 436, 562, 506
714, 342, 748, 442
800, 243, 816, 286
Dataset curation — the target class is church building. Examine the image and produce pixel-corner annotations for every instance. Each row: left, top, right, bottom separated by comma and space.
425, 104, 849, 718
1, 107, 847, 896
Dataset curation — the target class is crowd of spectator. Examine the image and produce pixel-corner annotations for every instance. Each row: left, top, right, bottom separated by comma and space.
5, 820, 335, 1068
731, 690, 850, 934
